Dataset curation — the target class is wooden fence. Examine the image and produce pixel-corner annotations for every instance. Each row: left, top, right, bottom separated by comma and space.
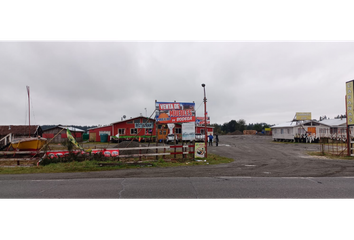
0, 144, 197, 166
110, 144, 195, 161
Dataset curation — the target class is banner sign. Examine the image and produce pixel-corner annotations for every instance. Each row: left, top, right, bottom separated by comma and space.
295, 112, 312, 121
196, 116, 210, 125
155, 102, 195, 123
135, 123, 154, 128
195, 142, 205, 158
346, 80, 354, 125
182, 122, 195, 141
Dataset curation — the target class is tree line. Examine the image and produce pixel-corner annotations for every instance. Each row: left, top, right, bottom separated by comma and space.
211, 119, 272, 135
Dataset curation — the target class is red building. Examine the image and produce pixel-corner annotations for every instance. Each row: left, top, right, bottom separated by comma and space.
89, 116, 156, 142
88, 116, 214, 142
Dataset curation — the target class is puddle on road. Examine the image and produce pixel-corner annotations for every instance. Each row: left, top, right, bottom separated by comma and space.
244, 164, 256, 167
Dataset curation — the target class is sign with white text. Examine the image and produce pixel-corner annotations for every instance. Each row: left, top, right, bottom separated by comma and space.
135, 123, 154, 128
155, 102, 195, 123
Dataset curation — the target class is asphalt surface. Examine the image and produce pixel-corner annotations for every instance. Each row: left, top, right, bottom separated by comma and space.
2, 135, 354, 198
2, 176, 354, 198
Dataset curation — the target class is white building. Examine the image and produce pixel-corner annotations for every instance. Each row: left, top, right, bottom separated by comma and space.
271, 119, 352, 142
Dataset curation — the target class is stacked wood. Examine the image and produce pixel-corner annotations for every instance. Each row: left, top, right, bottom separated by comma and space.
243, 130, 257, 135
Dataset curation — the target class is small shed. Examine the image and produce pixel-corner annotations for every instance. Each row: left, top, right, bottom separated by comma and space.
0, 125, 43, 139
0, 125, 43, 147
42, 125, 85, 143
88, 125, 113, 142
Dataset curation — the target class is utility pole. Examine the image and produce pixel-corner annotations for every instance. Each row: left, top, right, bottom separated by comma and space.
202, 83, 208, 158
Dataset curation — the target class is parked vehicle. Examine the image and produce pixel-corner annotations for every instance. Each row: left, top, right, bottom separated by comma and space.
195, 133, 205, 142
166, 134, 179, 144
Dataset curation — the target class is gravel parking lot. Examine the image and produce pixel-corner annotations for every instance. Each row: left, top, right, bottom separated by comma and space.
2, 135, 354, 180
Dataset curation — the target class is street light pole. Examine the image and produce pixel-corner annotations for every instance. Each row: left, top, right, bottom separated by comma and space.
202, 83, 208, 158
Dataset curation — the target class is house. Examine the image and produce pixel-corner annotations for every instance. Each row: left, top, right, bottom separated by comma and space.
42, 125, 85, 143
271, 118, 353, 142
89, 116, 156, 142
0, 125, 44, 148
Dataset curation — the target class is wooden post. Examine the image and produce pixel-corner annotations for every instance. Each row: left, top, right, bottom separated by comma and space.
155, 100, 158, 160
346, 95, 350, 156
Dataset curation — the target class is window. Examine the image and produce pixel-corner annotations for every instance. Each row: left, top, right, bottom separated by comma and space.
127, 121, 133, 124
281, 129, 284, 134
145, 129, 152, 134
134, 119, 140, 123
118, 129, 125, 135
200, 129, 205, 134
330, 128, 338, 134
99, 131, 110, 136
130, 128, 137, 134
176, 128, 182, 134
298, 128, 306, 134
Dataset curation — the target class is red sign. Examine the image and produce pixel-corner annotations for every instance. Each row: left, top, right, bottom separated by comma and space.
46, 149, 119, 158
196, 116, 210, 125
156, 102, 195, 123
159, 103, 181, 110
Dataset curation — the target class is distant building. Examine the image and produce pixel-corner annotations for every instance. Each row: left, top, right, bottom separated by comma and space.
0, 125, 43, 139
89, 116, 156, 142
42, 125, 85, 143
271, 119, 353, 142
0, 125, 43, 147
87, 116, 214, 142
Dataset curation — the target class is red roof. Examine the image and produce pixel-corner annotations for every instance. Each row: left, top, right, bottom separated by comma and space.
111, 116, 155, 125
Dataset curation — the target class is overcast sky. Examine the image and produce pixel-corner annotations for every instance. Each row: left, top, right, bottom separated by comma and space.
1, 41, 353, 126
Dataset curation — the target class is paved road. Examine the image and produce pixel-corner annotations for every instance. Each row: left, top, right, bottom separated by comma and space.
2, 176, 354, 198
1, 135, 354, 198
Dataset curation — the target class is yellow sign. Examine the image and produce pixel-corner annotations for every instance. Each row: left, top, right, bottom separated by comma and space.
265, 128, 271, 131
295, 112, 312, 121
195, 142, 205, 158
346, 80, 354, 125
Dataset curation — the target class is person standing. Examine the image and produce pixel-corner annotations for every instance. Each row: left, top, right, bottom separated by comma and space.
208, 134, 213, 146
215, 134, 219, 146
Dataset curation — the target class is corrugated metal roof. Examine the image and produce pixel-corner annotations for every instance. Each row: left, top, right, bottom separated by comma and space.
272, 119, 347, 128
58, 125, 85, 132
271, 122, 296, 128
318, 119, 346, 127
42, 125, 85, 132
0, 125, 40, 136
111, 116, 155, 125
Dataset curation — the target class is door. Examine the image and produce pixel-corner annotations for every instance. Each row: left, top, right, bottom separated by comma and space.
89, 133, 96, 142
307, 127, 316, 135
157, 129, 168, 141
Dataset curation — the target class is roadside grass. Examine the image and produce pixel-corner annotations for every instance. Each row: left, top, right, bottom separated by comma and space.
0, 153, 233, 175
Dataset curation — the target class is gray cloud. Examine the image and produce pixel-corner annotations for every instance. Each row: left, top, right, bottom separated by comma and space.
1, 42, 353, 126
